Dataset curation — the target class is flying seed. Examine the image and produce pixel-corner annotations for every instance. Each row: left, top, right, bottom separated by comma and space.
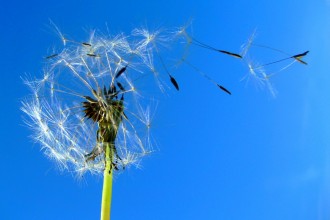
115, 66, 127, 78
217, 84, 231, 95
251, 44, 310, 66
191, 37, 242, 59
169, 75, 179, 90
292, 51, 309, 65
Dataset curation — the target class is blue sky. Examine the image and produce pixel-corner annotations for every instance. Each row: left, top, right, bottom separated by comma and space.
1, 0, 330, 219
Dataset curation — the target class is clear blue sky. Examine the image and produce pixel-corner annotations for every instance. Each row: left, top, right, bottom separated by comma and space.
1, 0, 329, 219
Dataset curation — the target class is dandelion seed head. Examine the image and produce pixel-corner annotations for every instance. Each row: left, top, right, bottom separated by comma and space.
22, 25, 185, 176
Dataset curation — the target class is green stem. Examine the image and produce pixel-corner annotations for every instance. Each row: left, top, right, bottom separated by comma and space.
100, 143, 113, 220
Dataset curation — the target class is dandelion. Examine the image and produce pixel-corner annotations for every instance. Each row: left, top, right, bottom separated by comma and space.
21, 24, 185, 219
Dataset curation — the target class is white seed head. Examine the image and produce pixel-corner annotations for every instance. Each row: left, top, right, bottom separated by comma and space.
22, 26, 185, 176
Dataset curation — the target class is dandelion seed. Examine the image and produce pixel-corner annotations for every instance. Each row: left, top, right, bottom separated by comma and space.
82, 42, 92, 47
291, 51, 309, 65
49, 20, 67, 45
191, 37, 242, 58
45, 54, 58, 59
86, 53, 99, 57
239, 31, 309, 96
217, 84, 231, 95
250, 43, 310, 68
152, 43, 180, 91
217, 50, 242, 59
183, 60, 230, 95
116, 82, 125, 91
115, 65, 127, 78
169, 75, 179, 91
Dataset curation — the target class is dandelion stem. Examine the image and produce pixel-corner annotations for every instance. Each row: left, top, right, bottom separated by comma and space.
100, 143, 113, 220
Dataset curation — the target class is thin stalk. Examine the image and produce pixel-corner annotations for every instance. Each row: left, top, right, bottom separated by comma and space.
101, 143, 113, 220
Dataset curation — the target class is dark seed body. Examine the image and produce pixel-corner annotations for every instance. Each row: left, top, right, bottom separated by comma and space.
87, 53, 98, 57
115, 66, 127, 78
292, 51, 309, 59
218, 50, 242, 59
45, 54, 58, 59
82, 42, 92, 46
117, 82, 125, 91
292, 51, 309, 65
170, 75, 179, 90
217, 84, 231, 95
